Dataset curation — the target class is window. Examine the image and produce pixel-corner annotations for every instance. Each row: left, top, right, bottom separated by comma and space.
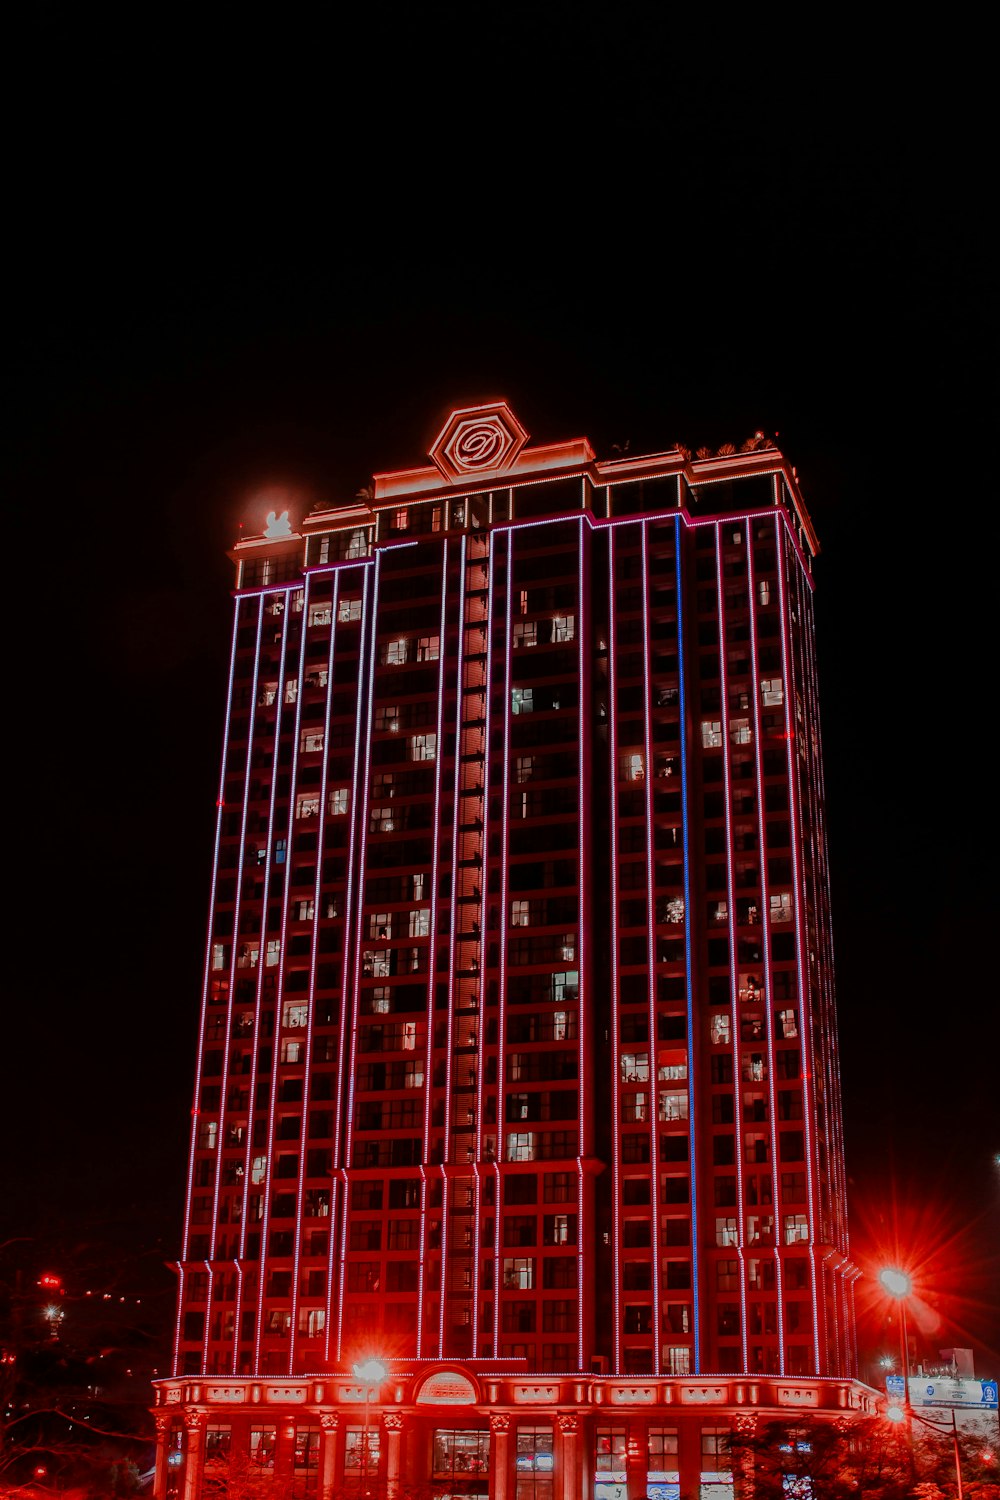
761, 677, 783, 706
620, 751, 644, 782
408, 908, 430, 938
717, 1259, 738, 1291
329, 787, 349, 816
258, 681, 278, 706
382, 638, 409, 665
300, 728, 324, 753
512, 687, 534, 715
417, 635, 440, 661
295, 793, 320, 819
783, 1213, 809, 1245
663, 1345, 691, 1375
621, 1052, 649, 1083
710, 1014, 731, 1045
344, 1426, 380, 1473
338, 595, 363, 622
515, 755, 535, 783
297, 1307, 326, 1337
658, 1090, 688, 1122
211, 943, 227, 971
370, 805, 395, 833
375, 704, 400, 731
595, 1426, 627, 1474
409, 733, 436, 761
511, 900, 531, 927
249, 1426, 277, 1472
282, 1001, 308, 1029
552, 614, 575, 642
730, 718, 752, 745
506, 1133, 535, 1162
284, 678, 298, 705
770, 892, 792, 924
701, 719, 723, 749
432, 1430, 490, 1478
778, 1009, 798, 1039
715, 1216, 738, 1247
308, 602, 332, 627
513, 621, 537, 648
502, 1257, 534, 1289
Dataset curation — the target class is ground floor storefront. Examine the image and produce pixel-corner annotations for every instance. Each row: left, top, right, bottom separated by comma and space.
151, 1365, 879, 1499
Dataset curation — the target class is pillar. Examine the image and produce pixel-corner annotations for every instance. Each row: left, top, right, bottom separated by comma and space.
182, 1411, 205, 1500
557, 1413, 580, 1500
385, 1412, 404, 1500
320, 1413, 341, 1500
490, 1412, 510, 1500
152, 1412, 170, 1500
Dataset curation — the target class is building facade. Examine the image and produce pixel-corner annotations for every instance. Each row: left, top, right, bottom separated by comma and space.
152, 403, 868, 1498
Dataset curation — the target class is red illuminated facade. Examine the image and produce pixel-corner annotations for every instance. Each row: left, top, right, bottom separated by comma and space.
153, 405, 868, 1499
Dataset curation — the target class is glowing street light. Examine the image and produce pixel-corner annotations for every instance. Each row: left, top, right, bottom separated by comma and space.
886, 1401, 965, 1498
352, 1357, 387, 1498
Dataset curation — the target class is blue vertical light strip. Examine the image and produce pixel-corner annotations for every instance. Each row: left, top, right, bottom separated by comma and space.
674, 513, 700, 1370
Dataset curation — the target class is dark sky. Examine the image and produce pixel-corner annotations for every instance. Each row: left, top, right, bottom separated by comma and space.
6, 9, 996, 1374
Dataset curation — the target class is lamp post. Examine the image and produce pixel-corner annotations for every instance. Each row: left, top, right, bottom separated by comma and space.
352, 1357, 387, 1498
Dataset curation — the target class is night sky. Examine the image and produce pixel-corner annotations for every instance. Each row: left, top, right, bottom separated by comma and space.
6, 10, 996, 1375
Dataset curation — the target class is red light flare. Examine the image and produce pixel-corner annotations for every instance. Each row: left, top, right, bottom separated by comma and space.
852, 1174, 1000, 1366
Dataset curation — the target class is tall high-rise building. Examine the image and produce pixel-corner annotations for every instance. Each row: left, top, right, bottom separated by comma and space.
153, 404, 870, 1500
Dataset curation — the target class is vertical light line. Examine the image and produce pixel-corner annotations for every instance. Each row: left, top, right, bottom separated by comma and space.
251, 591, 293, 1373
417, 540, 450, 1358
575, 512, 587, 1370
607, 530, 623, 1375
493, 534, 513, 1359
640, 523, 662, 1375
335, 555, 380, 1362
175, 596, 242, 1375
715, 525, 749, 1373
674, 513, 700, 1370
776, 518, 822, 1372
472, 528, 494, 1357
316, 573, 341, 1367
746, 532, 786, 1372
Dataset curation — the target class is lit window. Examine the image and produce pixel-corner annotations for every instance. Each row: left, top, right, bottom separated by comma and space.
730, 718, 752, 745
300, 727, 324, 753
515, 756, 534, 783
758, 579, 771, 606
658, 1055, 688, 1082
329, 788, 349, 816
416, 635, 440, 662
620, 751, 644, 782
375, 705, 400, 732
258, 682, 278, 707
250, 1155, 267, 1185
551, 971, 579, 1004
707, 1014, 731, 1050
370, 987, 391, 1014
294, 898, 315, 921
383, 638, 409, 665
552, 614, 575, 643
502, 1257, 534, 1289
659, 896, 684, 925
561, 933, 576, 961
701, 719, 723, 749
338, 596, 363, 622
511, 686, 533, 715
369, 806, 395, 833
282, 1001, 308, 1028
265, 939, 281, 967
783, 1213, 809, 1245
622, 1091, 648, 1122
663, 1345, 691, 1375
769, 892, 792, 924
513, 621, 537, 648
393, 508, 409, 532
715, 1216, 738, 1247
408, 908, 430, 938
297, 1308, 326, 1337
304, 664, 328, 689
761, 677, 783, 706
511, 900, 530, 927
284, 679, 298, 705
211, 943, 228, 971
237, 943, 259, 969
505, 1133, 536, 1162
409, 733, 436, 762
778, 1009, 798, 1039
621, 1052, 650, 1083
363, 949, 391, 978
308, 602, 332, 627
369, 913, 393, 939
295, 793, 320, 820
658, 1089, 688, 1122
198, 1120, 218, 1150
281, 1039, 304, 1063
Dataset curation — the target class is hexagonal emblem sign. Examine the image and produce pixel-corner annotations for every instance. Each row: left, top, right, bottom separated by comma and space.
429, 402, 528, 481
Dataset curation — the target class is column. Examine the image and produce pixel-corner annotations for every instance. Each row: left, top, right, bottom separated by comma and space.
557, 1414, 580, 1500
182, 1411, 205, 1500
490, 1412, 510, 1500
625, 1421, 646, 1500
319, 1413, 341, 1500
275, 1415, 297, 1490
384, 1412, 405, 1500
152, 1412, 170, 1500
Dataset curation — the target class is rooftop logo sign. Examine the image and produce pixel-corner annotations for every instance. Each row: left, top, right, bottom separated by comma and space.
430, 402, 528, 481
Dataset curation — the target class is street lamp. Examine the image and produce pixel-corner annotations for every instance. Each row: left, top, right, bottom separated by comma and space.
352, 1357, 388, 1498
878, 1267, 914, 1404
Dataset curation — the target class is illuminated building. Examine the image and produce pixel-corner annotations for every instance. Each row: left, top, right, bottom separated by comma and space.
152, 403, 872, 1499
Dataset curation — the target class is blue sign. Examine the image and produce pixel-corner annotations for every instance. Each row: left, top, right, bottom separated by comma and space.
982, 1381, 998, 1406
885, 1375, 905, 1399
